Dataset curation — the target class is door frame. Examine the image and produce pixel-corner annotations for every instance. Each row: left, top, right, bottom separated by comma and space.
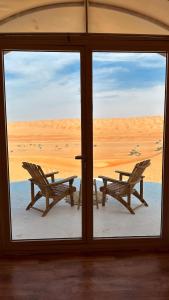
0, 33, 169, 255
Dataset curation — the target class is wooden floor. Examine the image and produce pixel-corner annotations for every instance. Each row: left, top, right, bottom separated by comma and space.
0, 253, 169, 299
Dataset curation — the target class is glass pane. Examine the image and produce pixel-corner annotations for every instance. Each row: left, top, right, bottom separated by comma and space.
4, 51, 82, 240
93, 52, 166, 237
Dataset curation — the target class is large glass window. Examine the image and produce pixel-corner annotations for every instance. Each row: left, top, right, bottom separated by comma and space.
4, 51, 82, 240
93, 52, 166, 237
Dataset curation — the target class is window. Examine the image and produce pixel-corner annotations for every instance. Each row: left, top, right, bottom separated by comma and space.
0, 34, 169, 254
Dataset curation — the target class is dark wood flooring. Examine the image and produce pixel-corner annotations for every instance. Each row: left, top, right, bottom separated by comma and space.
0, 253, 169, 299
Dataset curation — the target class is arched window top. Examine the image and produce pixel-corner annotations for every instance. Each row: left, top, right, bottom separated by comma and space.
0, 0, 168, 34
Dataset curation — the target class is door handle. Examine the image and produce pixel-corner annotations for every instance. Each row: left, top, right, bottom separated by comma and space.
75, 155, 84, 160
75, 155, 86, 168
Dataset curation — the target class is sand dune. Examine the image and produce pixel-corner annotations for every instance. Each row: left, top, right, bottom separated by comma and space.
7, 116, 163, 182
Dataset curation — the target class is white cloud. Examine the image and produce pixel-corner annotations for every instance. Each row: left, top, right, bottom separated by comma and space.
93, 66, 129, 79
4, 51, 80, 85
93, 52, 166, 68
5, 68, 81, 122
93, 84, 165, 118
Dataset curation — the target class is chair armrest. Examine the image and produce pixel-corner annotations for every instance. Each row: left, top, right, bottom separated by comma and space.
115, 170, 132, 176
115, 170, 145, 179
44, 171, 59, 177
46, 176, 78, 187
28, 178, 36, 183
98, 175, 127, 185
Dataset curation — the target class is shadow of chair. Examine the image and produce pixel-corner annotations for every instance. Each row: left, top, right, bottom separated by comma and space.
99, 159, 151, 214
22, 161, 77, 216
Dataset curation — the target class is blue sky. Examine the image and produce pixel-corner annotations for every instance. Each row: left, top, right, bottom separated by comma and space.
4, 51, 166, 122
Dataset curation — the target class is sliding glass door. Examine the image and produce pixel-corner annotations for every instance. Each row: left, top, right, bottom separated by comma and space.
93, 51, 166, 238
4, 50, 83, 240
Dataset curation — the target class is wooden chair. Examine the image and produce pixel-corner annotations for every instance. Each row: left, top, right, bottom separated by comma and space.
22, 162, 77, 217
99, 159, 151, 214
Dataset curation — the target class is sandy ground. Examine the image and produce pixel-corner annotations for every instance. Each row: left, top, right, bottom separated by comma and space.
7, 116, 163, 182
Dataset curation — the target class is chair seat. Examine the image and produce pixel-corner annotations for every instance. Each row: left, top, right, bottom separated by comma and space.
50, 184, 76, 197
100, 181, 129, 196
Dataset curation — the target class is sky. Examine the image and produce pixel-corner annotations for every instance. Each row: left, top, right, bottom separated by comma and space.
4, 51, 166, 122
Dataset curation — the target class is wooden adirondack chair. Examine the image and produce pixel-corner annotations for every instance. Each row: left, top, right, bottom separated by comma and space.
22, 162, 77, 217
99, 159, 151, 214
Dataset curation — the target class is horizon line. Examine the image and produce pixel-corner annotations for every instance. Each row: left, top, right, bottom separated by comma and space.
8, 115, 163, 124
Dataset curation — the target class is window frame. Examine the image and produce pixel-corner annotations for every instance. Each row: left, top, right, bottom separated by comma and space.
0, 33, 169, 255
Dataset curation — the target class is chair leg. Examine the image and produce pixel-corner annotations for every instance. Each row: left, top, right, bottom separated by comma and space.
133, 190, 148, 207
26, 191, 42, 210
77, 197, 80, 210
114, 194, 135, 214
95, 191, 99, 209
102, 191, 106, 206
40, 194, 50, 216
42, 197, 65, 217
127, 193, 131, 208
70, 193, 74, 207
26, 180, 35, 210
42, 208, 50, 217
40, 195, 50, 216
77, 183, 81, 210
93, 179, 99, 209
42, 196, 52, 217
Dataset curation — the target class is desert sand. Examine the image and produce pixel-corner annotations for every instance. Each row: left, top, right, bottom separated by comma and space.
7, 116, 163, 182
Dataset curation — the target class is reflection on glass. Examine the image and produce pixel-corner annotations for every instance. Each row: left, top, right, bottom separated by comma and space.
4, 51, 82, 240
93, 52, 166, 237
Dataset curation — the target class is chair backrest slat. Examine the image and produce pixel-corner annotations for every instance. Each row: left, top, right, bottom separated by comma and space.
127, 159, 151, 186
22, 162, 50, 194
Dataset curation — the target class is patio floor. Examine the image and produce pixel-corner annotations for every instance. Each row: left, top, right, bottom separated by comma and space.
10, 180, 161, 240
